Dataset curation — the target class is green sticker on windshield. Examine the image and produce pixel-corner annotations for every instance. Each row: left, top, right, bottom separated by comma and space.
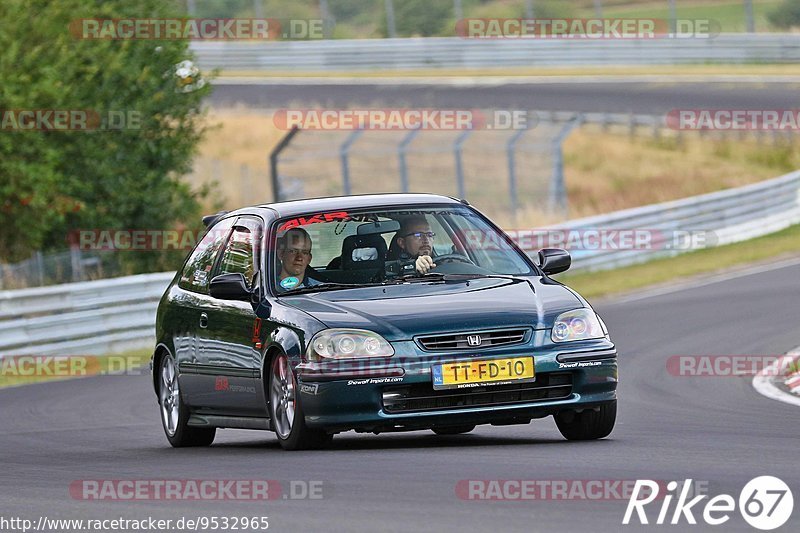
280, 276, 300, 289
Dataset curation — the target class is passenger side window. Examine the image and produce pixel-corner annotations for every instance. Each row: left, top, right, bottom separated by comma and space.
217, 223, 260, 289
179, 217, 235, 293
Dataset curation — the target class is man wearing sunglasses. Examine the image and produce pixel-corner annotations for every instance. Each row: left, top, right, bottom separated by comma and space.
276, 227, 321, 292
394, 216, 438, 275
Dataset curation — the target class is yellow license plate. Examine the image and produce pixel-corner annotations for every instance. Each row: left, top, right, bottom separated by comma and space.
432, 357, 535, 390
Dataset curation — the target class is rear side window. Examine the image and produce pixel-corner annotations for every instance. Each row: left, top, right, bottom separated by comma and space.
178, 217, 235, 293
217, 222, 261, 289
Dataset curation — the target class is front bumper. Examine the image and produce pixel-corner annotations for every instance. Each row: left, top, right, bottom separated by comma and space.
295, 340, 618, 433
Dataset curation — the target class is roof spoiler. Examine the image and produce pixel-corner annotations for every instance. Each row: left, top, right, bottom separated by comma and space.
202, 211, 229, 228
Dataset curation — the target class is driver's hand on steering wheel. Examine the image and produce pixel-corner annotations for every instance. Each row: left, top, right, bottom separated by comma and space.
415, 255, 436, 275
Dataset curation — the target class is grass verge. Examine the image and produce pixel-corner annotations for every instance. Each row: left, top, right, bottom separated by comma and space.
559, 223, 800, 300
0, 349, 150, 390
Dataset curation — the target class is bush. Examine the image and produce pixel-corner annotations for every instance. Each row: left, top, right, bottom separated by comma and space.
768, 0, 800, 29
0, 0, 210, 270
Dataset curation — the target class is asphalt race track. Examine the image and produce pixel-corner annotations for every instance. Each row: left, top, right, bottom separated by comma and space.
209, 80, 800, 114
1, 261, 798, 532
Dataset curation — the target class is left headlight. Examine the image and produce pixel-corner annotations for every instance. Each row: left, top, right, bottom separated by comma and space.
551, 309, 605, 343
306, 329, 395, 361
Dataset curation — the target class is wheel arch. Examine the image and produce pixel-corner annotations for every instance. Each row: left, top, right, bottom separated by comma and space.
260, 325, 305, 382
151, 343, 172, 399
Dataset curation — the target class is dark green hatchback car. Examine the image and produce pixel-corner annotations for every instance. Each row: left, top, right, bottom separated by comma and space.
151, 194, 617, 450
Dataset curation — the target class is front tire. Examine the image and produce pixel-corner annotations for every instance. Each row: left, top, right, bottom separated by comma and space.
159, 353, 216, 447
269, 353, 332, 451
554, 401, 616, 441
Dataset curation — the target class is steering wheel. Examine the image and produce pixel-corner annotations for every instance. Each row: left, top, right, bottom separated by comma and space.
432, 253, 474, 266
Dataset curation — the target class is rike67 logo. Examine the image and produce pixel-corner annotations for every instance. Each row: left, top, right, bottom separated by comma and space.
624, 477, 793, 530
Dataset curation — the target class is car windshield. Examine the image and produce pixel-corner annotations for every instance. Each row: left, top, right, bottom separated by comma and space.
272, 206, 533, 293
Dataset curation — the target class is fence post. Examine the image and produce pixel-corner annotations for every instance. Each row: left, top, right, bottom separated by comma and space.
744, 0, 755, 33
35, 251, 45, 287
319, 0, 333, 38
398, 129, 420, 193
506, 127, 529, 221
340, 129, 364, 196
550, 114, 583, 215
384, 0, 397, 38
668, 0, 677, 34
70, 246, 83, 283
269, 126, 300, 202
453, 129, 473, 200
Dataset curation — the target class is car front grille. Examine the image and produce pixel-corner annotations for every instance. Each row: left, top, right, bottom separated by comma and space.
382, 373, 572, 414
416, 328, 529, 351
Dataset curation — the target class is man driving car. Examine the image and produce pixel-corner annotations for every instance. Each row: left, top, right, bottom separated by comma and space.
276, 227, 321, 292
394, 216, 437, 275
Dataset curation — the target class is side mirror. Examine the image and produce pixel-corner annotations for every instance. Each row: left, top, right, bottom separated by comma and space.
538, 248, 571, 275
210, 273, 253, 301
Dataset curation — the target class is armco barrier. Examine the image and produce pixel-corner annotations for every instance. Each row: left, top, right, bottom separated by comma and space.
552, 169, 800, 271
0, 272, 174, 356
190, 34, 800, 72
1, 169, 798, 357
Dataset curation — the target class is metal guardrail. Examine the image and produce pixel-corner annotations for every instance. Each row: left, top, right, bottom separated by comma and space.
1, 169, 798, 357
191, 34, 800, 71
552, 169, 800, 272
0, 273, 174, 356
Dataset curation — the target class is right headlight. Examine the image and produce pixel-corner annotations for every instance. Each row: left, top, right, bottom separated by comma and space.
306, 329, 395, 361
551, 309, 605, 343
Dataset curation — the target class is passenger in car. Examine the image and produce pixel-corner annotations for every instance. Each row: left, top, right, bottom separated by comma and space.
276, 227, 322, 292
391, 216, 437, 274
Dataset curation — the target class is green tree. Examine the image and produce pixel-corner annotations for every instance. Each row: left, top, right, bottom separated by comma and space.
381, 0, 452, 37
0, 0, 210, 270
768, 0, 800, 29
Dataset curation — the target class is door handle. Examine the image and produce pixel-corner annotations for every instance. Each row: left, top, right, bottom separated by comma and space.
199, 312, 209, 329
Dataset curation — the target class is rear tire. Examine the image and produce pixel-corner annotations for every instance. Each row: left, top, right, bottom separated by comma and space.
554, 401, 616, 441
158, 353, 216, 447
269, 353, 333, 451
432, 425, 475, 435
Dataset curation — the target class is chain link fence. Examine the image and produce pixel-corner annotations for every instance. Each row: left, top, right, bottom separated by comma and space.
0, 249, 128, 290
184, 156, 273, 209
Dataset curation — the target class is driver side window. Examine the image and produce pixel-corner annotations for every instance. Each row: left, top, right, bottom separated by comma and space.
217, 227, 255, 289
179, 217, 235, 294
216, 219, 262, 290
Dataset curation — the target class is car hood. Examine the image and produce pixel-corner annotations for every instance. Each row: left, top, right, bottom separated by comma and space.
279, 277, 583, 341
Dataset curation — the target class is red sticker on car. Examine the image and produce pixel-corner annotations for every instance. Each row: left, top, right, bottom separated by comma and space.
278, 211, 350, 231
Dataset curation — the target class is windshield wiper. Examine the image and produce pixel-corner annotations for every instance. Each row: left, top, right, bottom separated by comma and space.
280, 282, 381, 295
387, 273, 525, 284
